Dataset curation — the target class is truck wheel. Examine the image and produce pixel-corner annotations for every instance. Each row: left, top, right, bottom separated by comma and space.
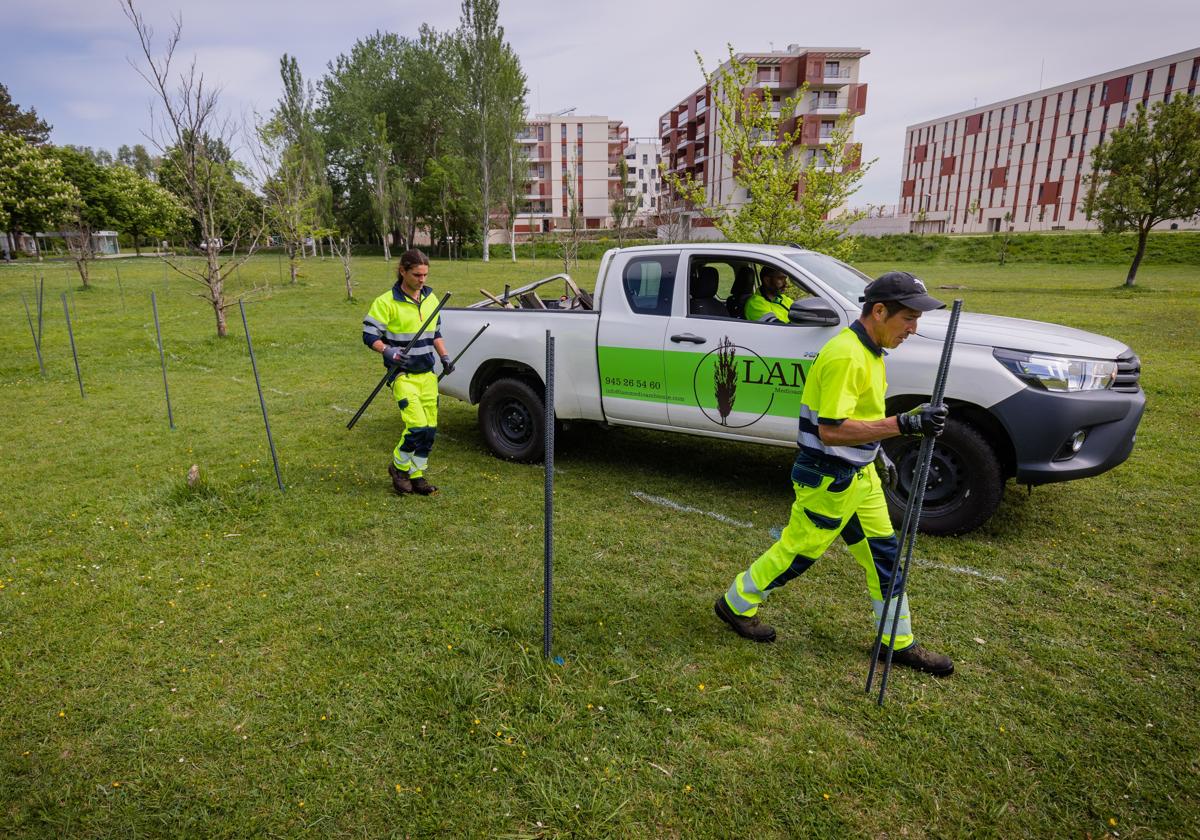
881, 418, 1004, 536
479, 377, 545, 462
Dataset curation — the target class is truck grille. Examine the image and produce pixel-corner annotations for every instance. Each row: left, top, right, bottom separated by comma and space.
1113, 351, 1141, 392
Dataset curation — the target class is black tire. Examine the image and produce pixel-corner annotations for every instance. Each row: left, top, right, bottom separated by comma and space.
478, 377, 545, 462
881, 418, 1004, 536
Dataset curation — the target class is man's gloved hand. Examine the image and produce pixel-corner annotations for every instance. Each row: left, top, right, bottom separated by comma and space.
897, 402, 948, 437
382, 346, 408, 368
874, 447, 898, 490
439, 354, 455, 377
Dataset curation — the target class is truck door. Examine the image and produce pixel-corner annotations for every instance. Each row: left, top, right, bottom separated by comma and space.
595, 251, 679, 427
662, 253, 844, 443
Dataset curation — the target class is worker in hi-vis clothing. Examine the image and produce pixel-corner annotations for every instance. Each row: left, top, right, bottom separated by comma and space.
715, 271, 955, 677
361, 249, 454, 496
743, 266, 795, 323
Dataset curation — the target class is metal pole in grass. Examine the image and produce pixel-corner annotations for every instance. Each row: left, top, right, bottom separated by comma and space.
151, 292, 175, 429
866, 299, 963, 706
36, 274, 45, 347
115, 263, 126, 312
20, 292, 46, 375
543, 329, 555, 659
238, 299, 285, 492
61, 292, 85, 398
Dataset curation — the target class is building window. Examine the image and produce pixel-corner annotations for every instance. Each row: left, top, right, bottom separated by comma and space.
642, 153, 648, 165
1124, 77, 1132, 96
638, 168, 644, 179
1070, 89, 1077, 110
1068, 136, 1074, 155
824, 61, 840, 77
576, 124, 583, 139
560, 124, 567, 139
537, 126, 545, 141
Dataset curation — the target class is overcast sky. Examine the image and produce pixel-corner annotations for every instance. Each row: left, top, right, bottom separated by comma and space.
3, 0, 1197, 206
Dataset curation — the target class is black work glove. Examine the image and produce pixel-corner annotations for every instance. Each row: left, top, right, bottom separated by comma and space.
382, 346, 408, 368
439, 353, 455, 377
897, 402, 948, 437
874, 447, 897, 490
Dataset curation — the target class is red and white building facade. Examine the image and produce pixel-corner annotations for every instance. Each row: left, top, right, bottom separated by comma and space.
900, 48, 1200, 234
659, 45, 869, 234
513, 113, 629, 236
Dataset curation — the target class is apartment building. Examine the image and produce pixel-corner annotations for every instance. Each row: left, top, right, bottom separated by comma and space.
659, 45, 869, 235
623, 138, 662, 219
900, 48, 1200, 233
513, 112, 629, 236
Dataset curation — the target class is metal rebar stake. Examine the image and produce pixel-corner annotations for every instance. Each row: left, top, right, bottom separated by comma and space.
61, 292, 84, 398
21, 292, 45, 375
239, 300, 285, 492
151, 292, 175, 429
867, 299, 964, 705
543, 330, 555, 659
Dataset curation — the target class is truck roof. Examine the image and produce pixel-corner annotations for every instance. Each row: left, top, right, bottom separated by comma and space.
606, 243, 814, 257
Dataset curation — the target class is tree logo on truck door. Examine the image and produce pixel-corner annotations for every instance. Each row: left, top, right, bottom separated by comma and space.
693, 337, 775, 428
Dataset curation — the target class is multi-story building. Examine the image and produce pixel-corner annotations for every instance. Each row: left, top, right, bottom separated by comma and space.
622, 138, 662, 220
513, 112, 629, 237
659, 45, 869, 236
900, 48, 1200, 234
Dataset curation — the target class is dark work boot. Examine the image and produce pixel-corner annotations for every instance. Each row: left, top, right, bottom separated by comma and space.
410, 476, 438, 496
883, 643, 954, 677
714, 596, 776, 643
388, 464, 413, 495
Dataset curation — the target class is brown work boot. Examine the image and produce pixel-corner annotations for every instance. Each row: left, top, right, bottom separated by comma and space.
714, 595, 776, 643
882, 642, 954, 677
410, 476, 438, 496
388, 464, 413, 495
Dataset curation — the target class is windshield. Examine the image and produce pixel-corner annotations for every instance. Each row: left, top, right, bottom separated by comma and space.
784, 251, 871, 305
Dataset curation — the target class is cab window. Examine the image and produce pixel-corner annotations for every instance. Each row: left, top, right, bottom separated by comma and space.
684, 255, 811, 321
622, 255, 676, 316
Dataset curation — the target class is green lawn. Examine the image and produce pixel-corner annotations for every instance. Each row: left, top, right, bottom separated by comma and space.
1, 253, 1197, 838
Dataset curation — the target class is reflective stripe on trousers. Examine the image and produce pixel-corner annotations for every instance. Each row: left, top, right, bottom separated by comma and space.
723, 456, 915, 649
391, 371, 439, 478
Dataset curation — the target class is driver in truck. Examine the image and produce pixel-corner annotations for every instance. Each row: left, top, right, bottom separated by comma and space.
743, 265, 794, 323
714, 271, 956, 677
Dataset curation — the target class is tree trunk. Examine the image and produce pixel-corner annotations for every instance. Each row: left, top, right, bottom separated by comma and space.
1127, 225, 1149, 287
381, 230, 391, 262
288, 243, 298, 284
481, 153, 491, 263
134, 233, 142, 256
75, 256, 90, 288
207, 249, 227, 338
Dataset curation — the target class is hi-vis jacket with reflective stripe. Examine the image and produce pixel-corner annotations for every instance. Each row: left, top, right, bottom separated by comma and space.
797, 320, 887, 468
362, 284, 443, 373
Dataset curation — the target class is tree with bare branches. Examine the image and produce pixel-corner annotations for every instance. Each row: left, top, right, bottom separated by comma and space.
121, 1, 266, 337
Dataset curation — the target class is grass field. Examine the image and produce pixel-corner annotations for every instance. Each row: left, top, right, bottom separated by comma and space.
1, 252, 1197, 838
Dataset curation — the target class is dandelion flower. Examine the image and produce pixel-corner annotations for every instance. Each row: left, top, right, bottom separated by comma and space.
58, 711, 65, 718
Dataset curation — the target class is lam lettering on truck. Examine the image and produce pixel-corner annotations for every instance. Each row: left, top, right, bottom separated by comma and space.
661, 254, 841, 442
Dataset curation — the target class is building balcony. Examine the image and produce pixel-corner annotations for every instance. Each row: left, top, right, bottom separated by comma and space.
808, 95, 847, 114
821, 68, 852, 85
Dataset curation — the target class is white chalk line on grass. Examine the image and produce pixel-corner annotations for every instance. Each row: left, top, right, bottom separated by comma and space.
330, 405, 352, 414
631, 491, 754, 529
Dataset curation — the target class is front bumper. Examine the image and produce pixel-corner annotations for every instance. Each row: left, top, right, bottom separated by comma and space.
989, 385, 1146, 485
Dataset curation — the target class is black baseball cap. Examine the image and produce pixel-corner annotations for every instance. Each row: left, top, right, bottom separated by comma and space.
861, 271, 945, 311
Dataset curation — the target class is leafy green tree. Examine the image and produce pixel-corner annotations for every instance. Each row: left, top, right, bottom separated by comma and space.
117, 143, 159, 179
454, 0, 527, 262
49, 145, 120, 286
1083, 94, 1200, 286
665, 47, 872, 259
107, 163, 184, 255
0, 83, 52, 144
0, 133, 78, 258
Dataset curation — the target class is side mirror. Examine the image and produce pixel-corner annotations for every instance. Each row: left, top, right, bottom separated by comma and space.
788, 298, 841, 326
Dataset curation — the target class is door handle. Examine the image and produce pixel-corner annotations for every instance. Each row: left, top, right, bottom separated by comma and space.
670, 333, 706, 344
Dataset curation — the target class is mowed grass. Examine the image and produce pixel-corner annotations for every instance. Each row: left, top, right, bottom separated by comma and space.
0, 252, 1197, 838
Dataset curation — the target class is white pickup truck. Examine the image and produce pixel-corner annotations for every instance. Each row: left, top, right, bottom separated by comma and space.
437, 244, 1144, 535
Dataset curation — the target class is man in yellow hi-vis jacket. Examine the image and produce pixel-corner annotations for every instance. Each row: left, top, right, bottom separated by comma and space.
715, 271, 956, 677
362, 249, 454, 496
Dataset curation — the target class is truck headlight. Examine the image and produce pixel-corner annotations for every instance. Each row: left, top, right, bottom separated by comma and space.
993, 349, 1117, 392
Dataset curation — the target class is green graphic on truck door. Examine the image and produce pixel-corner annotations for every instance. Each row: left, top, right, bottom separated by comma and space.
598, 339, 815, 427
